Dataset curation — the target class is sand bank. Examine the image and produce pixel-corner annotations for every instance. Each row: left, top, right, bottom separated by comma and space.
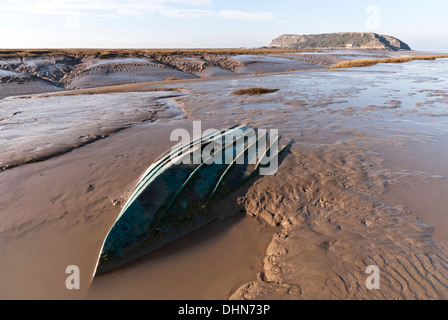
1, 50, 399, 99
0, 91, 184, 170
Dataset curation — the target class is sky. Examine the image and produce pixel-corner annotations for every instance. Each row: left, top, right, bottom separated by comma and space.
1, 0, 447, 49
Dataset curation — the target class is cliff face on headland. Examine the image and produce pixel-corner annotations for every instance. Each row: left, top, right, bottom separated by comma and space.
269, 32, 411, 50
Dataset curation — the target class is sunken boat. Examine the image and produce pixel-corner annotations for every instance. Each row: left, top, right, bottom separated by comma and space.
94, 125, 285, 276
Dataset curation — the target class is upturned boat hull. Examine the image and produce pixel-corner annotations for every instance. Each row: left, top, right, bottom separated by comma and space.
94, 125, 285, 276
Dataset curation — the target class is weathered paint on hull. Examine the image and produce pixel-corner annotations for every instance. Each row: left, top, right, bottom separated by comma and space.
94, 125, 283, 276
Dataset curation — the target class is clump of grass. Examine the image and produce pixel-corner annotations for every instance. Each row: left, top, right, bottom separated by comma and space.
232, 88, 279, 95
165, 77, 180, 81
327, 55, 448, 69
286, 69, 296, 72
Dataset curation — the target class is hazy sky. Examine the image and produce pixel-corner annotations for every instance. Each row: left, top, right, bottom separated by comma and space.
1, 0, 447, 49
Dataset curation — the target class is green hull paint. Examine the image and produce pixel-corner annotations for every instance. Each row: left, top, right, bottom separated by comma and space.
94, 125, 283, 276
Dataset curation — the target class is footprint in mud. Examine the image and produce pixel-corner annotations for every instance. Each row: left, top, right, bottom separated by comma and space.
111, 196, 125, 207
87, 184, 95, 192
50, 193, 65, 204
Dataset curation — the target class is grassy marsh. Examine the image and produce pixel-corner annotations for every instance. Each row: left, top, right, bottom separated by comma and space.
327, 55, 448, 69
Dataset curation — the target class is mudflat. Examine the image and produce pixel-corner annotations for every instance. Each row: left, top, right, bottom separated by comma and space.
1, 50, 448, 299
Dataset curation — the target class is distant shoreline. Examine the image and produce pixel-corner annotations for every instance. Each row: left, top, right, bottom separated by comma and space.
0, 48, 317, 59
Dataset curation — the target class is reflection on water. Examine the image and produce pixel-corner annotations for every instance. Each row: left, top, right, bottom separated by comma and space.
174, 58, 448, 146
2, 58, 448, 169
